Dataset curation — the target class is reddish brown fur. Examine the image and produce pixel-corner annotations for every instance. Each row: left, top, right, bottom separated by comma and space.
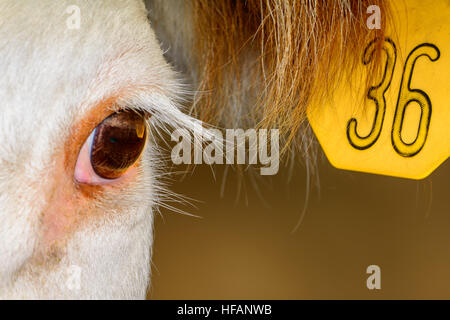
188, 0, 391, 154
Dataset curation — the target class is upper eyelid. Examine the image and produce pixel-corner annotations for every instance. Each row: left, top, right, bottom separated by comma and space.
83, 89, 197, 138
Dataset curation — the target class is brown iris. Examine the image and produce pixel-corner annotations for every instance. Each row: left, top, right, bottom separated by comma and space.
90, 111, 148, 179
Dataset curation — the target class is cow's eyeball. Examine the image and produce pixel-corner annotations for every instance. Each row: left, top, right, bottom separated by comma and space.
74, 111, 148, 184
90, 111, 147, 179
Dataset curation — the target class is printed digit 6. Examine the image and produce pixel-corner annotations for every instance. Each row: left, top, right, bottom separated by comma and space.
391, 43, 440, 157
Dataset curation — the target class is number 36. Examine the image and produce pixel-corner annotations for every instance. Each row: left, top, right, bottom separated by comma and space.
347, 38, 440, 157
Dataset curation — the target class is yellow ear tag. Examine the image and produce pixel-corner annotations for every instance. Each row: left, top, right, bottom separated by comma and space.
307, 0, 449, 179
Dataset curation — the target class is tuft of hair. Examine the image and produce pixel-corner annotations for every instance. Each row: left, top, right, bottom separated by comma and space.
148, 0, 391, 157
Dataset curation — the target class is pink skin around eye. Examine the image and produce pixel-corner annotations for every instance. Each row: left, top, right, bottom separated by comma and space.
74, 130, 136, 185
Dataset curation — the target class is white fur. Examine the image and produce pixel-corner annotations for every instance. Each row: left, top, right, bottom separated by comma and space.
0, 0, 193, 299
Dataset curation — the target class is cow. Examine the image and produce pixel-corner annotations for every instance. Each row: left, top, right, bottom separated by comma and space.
0, 0, 388, 298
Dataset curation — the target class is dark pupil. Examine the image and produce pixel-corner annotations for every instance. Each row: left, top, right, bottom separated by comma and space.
90, 111, 147, 179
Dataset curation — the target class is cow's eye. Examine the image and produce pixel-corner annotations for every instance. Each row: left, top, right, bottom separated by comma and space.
74, 111, 148, 184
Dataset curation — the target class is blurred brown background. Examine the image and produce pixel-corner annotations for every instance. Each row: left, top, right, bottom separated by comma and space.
148, 153, 449, 299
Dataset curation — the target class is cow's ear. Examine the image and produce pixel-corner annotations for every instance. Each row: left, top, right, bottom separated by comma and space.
146, 0, 391, 154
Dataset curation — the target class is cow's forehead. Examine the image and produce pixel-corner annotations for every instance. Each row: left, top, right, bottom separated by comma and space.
0, 0, 168, 165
